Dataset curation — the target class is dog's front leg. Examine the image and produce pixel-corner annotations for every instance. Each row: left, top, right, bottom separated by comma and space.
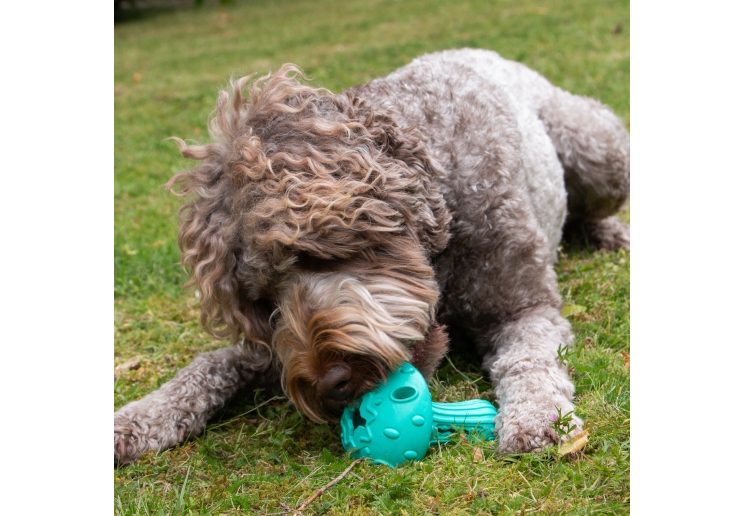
114, 341, 276, 465
482, 306, 583, 453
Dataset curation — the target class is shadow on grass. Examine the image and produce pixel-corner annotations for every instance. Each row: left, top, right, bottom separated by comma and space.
115, 6, 181, 24
114, 0, 222, 24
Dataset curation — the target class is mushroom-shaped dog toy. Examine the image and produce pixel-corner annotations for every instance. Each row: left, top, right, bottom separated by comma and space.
340, 363, 498, 467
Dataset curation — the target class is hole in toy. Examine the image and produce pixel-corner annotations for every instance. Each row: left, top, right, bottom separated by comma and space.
391, 386, 417, 401
352, 407, 367, 429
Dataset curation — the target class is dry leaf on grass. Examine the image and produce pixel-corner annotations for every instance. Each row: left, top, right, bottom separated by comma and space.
558, 430, 589, 457
115, 357, 141, 379
473, 447, 484, 463
621, 352, 630, 370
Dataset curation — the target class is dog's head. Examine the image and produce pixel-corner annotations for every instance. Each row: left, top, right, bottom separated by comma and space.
168, 65, 451, 422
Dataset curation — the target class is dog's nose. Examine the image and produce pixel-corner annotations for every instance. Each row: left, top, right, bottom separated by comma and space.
318, 363, 353, 401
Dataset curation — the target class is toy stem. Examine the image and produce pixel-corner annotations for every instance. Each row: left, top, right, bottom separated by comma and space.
430, 399, 498, 443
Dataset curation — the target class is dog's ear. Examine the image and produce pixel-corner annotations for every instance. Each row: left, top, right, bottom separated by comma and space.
184, 209, 275, 346
348, 98, 452, 256
168, 148, 277, 347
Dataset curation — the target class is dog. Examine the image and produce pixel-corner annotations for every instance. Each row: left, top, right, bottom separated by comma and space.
114, 48, 629, 465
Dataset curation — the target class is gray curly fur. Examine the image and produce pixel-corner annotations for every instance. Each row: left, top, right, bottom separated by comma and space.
114, 48, 629, 465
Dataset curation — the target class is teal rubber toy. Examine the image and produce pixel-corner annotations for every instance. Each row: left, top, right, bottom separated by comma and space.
339, 362, 498, 467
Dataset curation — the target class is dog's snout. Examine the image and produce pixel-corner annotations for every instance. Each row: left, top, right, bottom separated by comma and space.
318, 363, 353, 401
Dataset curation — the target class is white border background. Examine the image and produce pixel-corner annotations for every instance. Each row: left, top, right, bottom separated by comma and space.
0, 0, 111, 511
632, 1, 744, 513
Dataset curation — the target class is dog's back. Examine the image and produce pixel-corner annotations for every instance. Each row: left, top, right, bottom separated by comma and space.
350, 48, 629, 253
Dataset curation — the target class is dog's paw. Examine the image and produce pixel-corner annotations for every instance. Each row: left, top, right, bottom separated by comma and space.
114, 420, 146, 466
587, 216, 629, 251
114, 407, 173, 466
115, 413, 149, 466
564, 215, 629, 252
114, 400, 192, 467
495, 401, 583, 453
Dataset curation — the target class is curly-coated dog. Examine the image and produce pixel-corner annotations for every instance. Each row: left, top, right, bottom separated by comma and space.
114, 48, 629, 465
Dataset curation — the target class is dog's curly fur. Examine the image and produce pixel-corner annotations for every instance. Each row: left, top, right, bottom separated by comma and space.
114, 49, 629, 465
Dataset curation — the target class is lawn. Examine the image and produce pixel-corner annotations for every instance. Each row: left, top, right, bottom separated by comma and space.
114, 0, 630, 513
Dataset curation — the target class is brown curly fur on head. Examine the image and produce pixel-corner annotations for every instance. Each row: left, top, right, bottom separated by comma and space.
167, 65, 452, 421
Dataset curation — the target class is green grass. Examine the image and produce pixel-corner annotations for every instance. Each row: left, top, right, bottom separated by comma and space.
115, 0, 629, 513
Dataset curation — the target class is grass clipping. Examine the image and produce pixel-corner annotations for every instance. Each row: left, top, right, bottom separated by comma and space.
558, 430, 590, 457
